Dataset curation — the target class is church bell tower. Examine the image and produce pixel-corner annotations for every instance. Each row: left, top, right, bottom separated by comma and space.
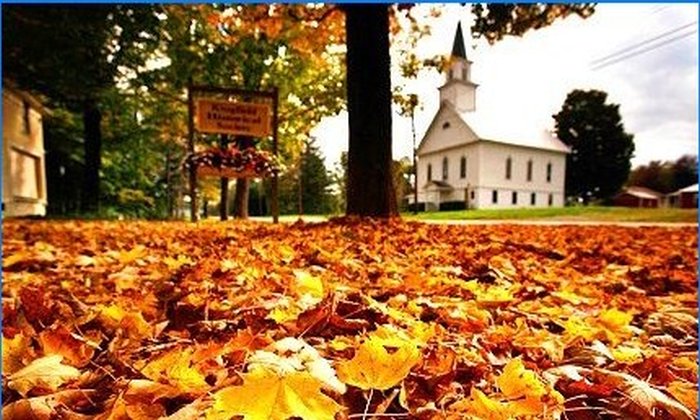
439, 22, 478, 113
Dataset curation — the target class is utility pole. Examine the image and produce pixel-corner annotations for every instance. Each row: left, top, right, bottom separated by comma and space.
411, 104, 418, 214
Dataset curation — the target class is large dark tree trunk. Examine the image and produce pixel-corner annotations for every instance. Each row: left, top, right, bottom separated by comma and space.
232, 136, 256, 219
81, 99, 101, 213
344, 5, 398, 217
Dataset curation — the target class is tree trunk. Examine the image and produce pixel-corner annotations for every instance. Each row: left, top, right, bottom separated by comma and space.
344, 5, 398, 217
165, 148, 174, 218
219, 134, 230, 221
81, 99, 101, 214
232, 136, 256, 219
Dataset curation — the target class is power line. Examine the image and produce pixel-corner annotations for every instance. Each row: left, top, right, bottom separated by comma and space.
591, 21, 697, 66
592, 29, 697, 71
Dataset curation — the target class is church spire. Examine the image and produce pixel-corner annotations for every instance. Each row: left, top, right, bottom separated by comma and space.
451, 22, 467, 60
440, 21, 477, 112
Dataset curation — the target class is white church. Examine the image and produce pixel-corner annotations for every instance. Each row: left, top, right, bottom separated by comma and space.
415, 23, 569, 210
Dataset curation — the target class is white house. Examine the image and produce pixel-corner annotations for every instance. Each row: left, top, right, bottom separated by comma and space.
3, 82, 49, 217
415, 24, 569, 210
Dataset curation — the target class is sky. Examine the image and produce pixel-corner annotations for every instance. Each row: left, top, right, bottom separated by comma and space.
310, 3, 699, 170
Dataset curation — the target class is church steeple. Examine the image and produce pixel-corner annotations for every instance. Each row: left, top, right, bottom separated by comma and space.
440, 22, 478, 113
451, 22, 467, 60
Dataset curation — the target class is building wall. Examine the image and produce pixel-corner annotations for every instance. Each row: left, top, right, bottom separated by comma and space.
475, 142, 566, 208
416, 138, 567, 209
3, 89, 47, 217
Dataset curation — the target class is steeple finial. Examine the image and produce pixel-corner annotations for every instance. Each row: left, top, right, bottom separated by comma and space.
451, 22, 467, 60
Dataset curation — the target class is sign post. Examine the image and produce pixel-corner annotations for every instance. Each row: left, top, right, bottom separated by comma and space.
186, 84, 279, 223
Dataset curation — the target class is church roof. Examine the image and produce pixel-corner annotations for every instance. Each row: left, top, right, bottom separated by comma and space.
456, 107, 570, 153
451, 22, 468, 60
418, 102, 571, 155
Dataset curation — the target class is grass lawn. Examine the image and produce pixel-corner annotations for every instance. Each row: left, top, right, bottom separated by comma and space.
405, 206, 698, 223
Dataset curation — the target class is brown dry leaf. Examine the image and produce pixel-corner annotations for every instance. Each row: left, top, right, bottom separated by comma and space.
206, 367, 342, 420
667, 380, 698, 414
7, 355, 81, 396
39, 325, 95, 367
97, 393, 167, 420
3, 389, 96, 420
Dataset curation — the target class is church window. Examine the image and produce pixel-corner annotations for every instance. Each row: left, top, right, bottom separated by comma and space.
460, 156, 466, 178
442, 121, 450, 129
492, 190, 498, 204
427, 164, 432, 182
448, 69, 454, 80
548, 193, 553, 206
505, 157, 512, 180
546, 163, 552, 183
527, 160, 533, 182
442, 157, 449, 180
531, 192, 536, 205
462, 67, 467, 80
471, 190, 475, 200
512, 191, 518, 205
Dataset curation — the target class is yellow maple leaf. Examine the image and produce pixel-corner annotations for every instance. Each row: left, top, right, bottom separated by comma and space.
497, 358, 564, 416
8, 355, 81, 397
3, 333, 32, 375
563, 315, 601, 343
451, 388, 511, 420
292, 269, 324, 299
611, 345, 645, 364
98, 304, 152, 340
140, 347, 209, 393
206, 367, 342, 420
598, 308, 633, 332
336, 333, 420, 390
497, 358, 548, 399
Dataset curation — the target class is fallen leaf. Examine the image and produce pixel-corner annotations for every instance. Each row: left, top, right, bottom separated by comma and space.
39, 325, 95, 367
8, 355, 81, 396
206, 367, 342, 420
337, 332, 421, 390
3, 333, 32, 375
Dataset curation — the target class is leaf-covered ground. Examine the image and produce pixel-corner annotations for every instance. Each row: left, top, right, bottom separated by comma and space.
2, 219, 697, 419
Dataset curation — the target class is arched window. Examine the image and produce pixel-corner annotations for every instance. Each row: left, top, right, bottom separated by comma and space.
546, 162, 552, 183
460, 156, 467, 178
505, 157, 512, 180
527, 159, 533, 182
442, 157, 449, 181
461, 67, 468, 80
427, 164, 432, 182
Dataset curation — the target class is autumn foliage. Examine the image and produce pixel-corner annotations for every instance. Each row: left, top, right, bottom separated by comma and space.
2, 219, 697, 419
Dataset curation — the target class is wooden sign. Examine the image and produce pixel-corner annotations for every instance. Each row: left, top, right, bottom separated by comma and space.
196, 99, 272, 137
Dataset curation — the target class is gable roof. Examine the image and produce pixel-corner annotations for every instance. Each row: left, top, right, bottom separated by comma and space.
418, 101, 570, 155
619, 186, 664, 199
670, 183, 698, 195
2, 79, 51, 116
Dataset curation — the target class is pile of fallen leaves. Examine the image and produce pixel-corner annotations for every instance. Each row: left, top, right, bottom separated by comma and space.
2, 219, 697, 419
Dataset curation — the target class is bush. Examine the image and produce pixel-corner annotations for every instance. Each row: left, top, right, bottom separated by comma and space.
439, 201, 466, 211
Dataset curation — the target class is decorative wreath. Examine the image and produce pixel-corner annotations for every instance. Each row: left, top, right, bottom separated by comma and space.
183, 147, 281, 179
